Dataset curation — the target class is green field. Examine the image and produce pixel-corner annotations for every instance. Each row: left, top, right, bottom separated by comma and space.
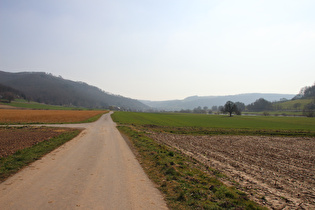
273, 98, 313, 110
113, 112, 313, 209
112, 112, 315, 132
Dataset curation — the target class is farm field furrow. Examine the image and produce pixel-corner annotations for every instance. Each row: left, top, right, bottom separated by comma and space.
0, 109, 106, 124
149, 133, 315, 209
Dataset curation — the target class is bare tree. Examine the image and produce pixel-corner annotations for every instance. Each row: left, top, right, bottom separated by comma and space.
223, 101, 238, 117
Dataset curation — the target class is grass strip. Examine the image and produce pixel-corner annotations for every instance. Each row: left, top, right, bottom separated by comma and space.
0, 129, 81, 182
118, 126, 266, 210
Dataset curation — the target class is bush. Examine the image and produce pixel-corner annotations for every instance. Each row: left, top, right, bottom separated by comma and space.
303, 100, 315, 117
263, 112, 270, 116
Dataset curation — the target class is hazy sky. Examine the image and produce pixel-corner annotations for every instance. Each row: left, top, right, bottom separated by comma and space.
1, 0, 315, 100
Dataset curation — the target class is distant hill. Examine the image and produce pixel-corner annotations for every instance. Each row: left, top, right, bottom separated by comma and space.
0, 71, 149, 111
141, 93, 295, 111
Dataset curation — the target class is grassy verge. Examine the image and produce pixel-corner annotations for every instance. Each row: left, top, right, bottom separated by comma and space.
118, 126, 266, 209
0, 129, 82, 182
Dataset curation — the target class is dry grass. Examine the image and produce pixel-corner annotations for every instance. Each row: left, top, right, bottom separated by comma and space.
0, 109, 107, 124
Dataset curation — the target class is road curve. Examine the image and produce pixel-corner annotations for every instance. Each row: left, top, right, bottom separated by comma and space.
0, 112, 168, 209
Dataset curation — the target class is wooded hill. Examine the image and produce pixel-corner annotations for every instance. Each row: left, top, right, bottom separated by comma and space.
141, 93, 295, 111
0, 71, 149, 111
0, 83, 26, 102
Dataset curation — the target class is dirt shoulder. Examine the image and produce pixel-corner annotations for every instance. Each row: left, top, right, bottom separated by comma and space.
150, 133, 315, 209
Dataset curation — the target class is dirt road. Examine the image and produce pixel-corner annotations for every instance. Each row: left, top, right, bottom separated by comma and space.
0, 112, 168, 209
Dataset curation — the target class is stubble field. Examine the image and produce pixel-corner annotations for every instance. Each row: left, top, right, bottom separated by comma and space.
0, 109, 106, 124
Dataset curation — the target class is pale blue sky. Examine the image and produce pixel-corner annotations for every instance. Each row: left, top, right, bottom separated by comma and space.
1, 0, 314, 100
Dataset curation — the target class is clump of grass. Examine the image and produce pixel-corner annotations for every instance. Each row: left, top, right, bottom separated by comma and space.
0, 130, 81, 182
118, 126, 266, 209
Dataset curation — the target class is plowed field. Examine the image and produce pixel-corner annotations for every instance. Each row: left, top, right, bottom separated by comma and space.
0, 127, 78, 158
150, 133, 315, 209
0, 109, 106, 124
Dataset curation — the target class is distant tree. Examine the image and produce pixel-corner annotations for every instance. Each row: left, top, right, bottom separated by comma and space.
212, 106, 218, 111
303, 100, 315, 117
293, 103, 301, 110
303, 84, 315, 99
3, 92, 14, 103
246, 98, 272, 111
180, 109, 192, 113
293, 83, 315, 99
193, 106, 203, 114
234, 102, 245, 115
218, 106, 224, 114
223, 101, 238, 117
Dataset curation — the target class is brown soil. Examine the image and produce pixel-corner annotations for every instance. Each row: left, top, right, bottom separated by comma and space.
0, 127, 77, 158
150, 133, 315, 209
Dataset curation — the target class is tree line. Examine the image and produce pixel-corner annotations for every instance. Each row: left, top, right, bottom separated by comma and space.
179, 95, 315, 117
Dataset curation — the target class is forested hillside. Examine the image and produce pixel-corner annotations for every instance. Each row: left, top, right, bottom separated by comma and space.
0, 84, 26, 102
293, 83, 315, 99
0, 71, 149, 111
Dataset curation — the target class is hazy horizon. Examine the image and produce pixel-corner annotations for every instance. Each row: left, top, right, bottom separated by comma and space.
1, 0, 315, 100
